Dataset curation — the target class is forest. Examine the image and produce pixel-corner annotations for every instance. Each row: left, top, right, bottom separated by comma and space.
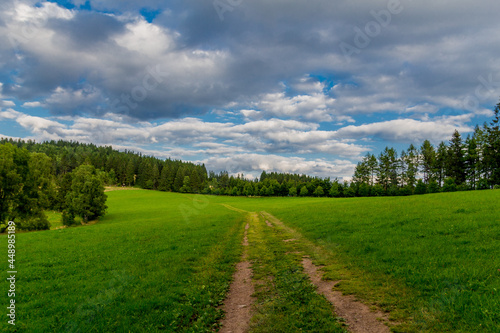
1, 103, 499, 230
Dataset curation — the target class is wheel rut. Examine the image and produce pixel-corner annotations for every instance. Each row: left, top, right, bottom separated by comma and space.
262, 211, 393, 333
302, 258, 390, 333
218, 206, 394, 332
219, 214, 255, 333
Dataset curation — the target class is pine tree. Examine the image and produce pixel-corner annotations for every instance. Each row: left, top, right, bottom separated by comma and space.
353, 159, 370, 184
485, 102, 500, 185
435, 141, 448, 187
402, 144, 419, 188
377, 147, 399, 191
464, 135, 479, 189
446, 130, 466, 185
190, 168, 201, 193
367, 153, 378, 186
151, 162, 160, 190
125, 159, 135, 186
420, 140, 436, 184
173, 166, 186, 192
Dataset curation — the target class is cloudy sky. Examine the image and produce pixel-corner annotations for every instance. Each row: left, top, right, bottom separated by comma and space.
1, 0, 499, 179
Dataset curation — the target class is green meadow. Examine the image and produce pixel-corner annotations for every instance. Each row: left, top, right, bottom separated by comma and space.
1, 191, 245, 332
1, 189, 500, 332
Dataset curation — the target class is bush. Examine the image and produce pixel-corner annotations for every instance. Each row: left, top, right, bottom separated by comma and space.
415, 180, 427, 195
343, 186, 355, 197
477, 178, 489, 190
313, 186, 324, 197
493, 185, 500, 190
399, 185, 413, 196
428, 180, 440, 193
388, 185, 400, 196
17, 215, 51, 231
457, 183, 471, 192
372, 184, 385, 196
357, 183, 370, 197
299, 186, 309, 197
329, 183, 340, 197
442, 178, 457, 192
62, 210, 76, 227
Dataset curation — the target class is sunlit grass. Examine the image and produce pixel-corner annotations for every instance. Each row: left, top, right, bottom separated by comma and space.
1, 190, 244, 332
213, 190, 500, 332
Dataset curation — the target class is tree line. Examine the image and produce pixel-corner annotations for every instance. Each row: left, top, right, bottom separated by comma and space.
1, 102, 499, 230
351, 104, 500, 196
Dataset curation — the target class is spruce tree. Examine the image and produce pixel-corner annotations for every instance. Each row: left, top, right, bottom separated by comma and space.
420, 140, 436, 184
446, 130, 466, 185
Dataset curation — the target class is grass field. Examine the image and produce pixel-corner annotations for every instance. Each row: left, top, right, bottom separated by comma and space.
1, 189, 499, 332
211, 190, 500, 332
1, 191, 245, 332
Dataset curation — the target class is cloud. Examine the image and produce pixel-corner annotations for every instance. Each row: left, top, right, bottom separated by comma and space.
335, 117, 474, 143
2, 0, 500, 123
21, 101, 40, 107
202, 153, 357, 180
1, 0, 499, 181
0, 108, 21, 120
1, 100, 16, 107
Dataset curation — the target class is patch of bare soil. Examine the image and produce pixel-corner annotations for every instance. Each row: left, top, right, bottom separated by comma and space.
265, 220, 273, 228
104, 186, 141, 192
219, 222, 255, 333
282, 238, 297, 243
302, 258, 390, 333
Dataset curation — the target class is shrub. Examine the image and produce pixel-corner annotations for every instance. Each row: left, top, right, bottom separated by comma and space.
313, 186, 324, 197
415, 180, 427, 195
299, 186, 309, 197
457, 183, 471, 192
17, 214, 51, 231
428, 180, 440, 193
442, 178, 457, 192
477, 178, 489, 190
62, 210, 76, 227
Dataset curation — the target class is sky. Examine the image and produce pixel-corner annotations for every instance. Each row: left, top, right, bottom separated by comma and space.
0, 0, 499, 180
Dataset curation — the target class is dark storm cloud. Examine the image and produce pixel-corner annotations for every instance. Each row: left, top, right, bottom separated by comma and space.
48, 11, 125, 49
2, 0, 500, 121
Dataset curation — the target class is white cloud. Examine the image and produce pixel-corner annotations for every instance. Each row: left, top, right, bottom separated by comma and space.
0, 109, 21, 120
335, 118, 473, 143
202, 153, 357, 180
253, 91, 337, 122
22, 101, 41, 108
1, 100, 16, 107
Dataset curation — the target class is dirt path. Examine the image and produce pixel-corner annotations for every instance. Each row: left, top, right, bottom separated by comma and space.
262, 211, 392, 333
218, 207, 394, 332
219, 217, 255, 333
302, 258, 390, 333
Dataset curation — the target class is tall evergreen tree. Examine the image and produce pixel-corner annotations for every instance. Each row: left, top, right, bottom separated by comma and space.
377, 147, 399, 191
446, 130, 466, 185
485, 102, 500, 185
464, 135, 479, 189
420, 140, 436, 184
435, 141, 448, 186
